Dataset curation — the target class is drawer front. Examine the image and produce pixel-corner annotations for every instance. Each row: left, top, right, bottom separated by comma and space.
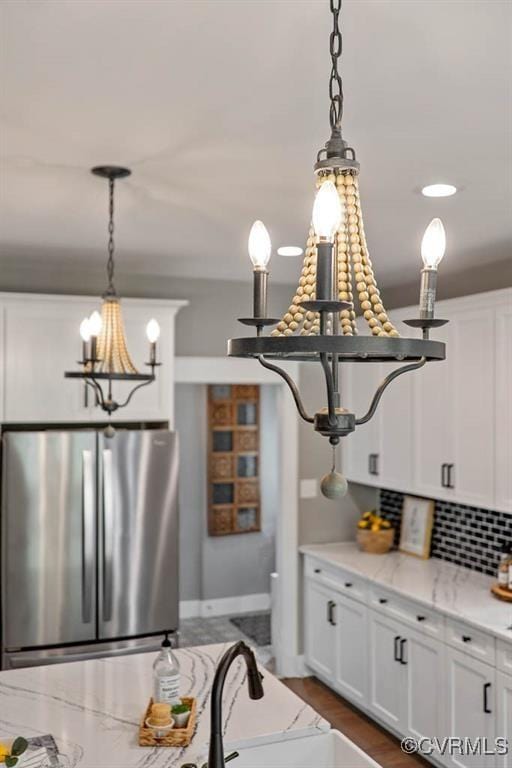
304, 557, 367, 603
446, 617, 496, 665
497, 639, 512, 674
369, 586, 444, 639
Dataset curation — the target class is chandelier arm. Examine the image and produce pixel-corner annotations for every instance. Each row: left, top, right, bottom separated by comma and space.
85, 377, 106, 409
257, 355, 314, 424
319, 352, 338, 426
115, 377, 155, 410
355, 357, 427, 426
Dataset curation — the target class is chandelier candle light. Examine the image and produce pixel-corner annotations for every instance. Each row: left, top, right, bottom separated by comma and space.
228, 0, 448, 499
65, 166, 161, 416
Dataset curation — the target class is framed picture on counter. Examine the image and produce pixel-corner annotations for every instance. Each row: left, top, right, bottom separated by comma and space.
399, 495, 434, 559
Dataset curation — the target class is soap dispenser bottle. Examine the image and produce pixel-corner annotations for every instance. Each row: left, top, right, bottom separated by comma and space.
153, 632, 181, 705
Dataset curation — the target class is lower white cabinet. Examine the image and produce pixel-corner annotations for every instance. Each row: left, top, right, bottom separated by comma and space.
335, 593, 368, 706
304, 578, 336, 679
445, 647, 496, 768
496, 672, 512, 768
368, 611, 405, 730
368, 610, 444, 740
304, 575, 368, 705
303, 556, 512, 767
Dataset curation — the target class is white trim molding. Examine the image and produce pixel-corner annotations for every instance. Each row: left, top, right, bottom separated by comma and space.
180, 593, 271, 619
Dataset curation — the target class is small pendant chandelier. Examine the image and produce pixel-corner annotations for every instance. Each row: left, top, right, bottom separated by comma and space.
65, 166, 161, 415
228, 0, 448, 498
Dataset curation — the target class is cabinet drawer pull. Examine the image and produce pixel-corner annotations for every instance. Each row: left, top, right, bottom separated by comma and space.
327, 600, 337, 626
345, 582, 353, 588
483, 682, 492, 714
462, 635, 472, 643
399, 637, 408, 665
314, 568, 321, 574
447, 463, 455, 489
416, 615, 426, 622
393, 635, 401, 662
441, 463, 448, 487
379, 598, 388, 604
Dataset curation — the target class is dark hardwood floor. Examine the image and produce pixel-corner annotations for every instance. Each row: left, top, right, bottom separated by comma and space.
282, 676, 428, 768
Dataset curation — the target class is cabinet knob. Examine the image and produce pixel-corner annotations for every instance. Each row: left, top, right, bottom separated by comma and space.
379, 598, 388, 604
462, 635, 472, 643
417, 615, 426, 622
345, 582, 353, 588
314, 568, 321, 574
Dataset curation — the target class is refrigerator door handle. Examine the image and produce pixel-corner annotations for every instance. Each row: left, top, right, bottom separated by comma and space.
81, 450, 95, 625
102, 448, 114, 623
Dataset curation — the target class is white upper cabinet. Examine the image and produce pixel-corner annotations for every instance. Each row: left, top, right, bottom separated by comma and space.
495, 296, 512, 513
342, 358, 381, 486
0, 294, 186, 425
342, 288, 511, 513
412, 319, 454, 500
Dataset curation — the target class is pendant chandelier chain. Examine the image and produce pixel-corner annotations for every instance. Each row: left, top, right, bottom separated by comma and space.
329, 0, 344, 132
106, 177, 116, 296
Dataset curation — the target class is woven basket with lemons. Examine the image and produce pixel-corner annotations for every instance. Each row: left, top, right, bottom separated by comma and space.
356, 511, 394, 554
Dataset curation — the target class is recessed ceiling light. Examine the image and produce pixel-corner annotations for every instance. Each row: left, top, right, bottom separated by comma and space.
277, 246, 303, 257
421, 184, 457, 198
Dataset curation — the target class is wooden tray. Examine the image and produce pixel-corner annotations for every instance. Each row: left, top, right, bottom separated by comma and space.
139, 697, 197, 747
491, 583, 512, 602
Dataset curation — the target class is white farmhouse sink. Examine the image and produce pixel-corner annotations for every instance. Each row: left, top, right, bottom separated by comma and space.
232, 730, 382, 768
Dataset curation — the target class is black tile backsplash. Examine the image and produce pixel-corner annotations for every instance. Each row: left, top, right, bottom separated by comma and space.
379, 489, 512, 577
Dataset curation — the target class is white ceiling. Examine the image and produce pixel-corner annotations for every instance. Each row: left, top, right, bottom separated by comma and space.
1, 0, 511, 288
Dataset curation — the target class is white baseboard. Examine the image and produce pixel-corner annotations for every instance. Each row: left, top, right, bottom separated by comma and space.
180, 592, 271, 620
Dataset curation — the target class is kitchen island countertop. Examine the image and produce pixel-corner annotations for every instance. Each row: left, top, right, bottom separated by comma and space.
0, 643, 328, 768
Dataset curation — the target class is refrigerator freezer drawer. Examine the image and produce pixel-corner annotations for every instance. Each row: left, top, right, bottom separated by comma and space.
2, 635, 170, 669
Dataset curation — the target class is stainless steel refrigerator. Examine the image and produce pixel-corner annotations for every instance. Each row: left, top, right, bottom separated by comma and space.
1, 428, 179, 669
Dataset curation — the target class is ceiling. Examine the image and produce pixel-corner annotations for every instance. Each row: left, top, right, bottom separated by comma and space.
1, 0, 510, 289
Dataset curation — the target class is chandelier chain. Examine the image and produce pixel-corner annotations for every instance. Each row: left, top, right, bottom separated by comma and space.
329, 0, 343, 132
106, 178, 115, 295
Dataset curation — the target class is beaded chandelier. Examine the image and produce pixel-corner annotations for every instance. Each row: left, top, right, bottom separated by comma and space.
228, 0, 448, 498
65, 166, 161, 416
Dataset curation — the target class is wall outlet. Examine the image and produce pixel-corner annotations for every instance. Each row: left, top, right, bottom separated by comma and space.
300, 479, 318, 499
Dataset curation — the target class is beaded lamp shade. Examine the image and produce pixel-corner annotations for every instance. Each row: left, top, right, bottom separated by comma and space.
271, 171, 399, 340
96, 297, 138, 375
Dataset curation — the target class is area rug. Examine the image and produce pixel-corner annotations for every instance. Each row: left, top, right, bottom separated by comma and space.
230, 612, 271, 646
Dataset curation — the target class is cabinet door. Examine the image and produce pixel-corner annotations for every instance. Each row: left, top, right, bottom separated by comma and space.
451, 306, 495, 507
3, 300, 91, 422
335, 594, 368, 707
412, 318, 455, 500
342, 361, 381, 486
378, 310, 415, 492
445, 647, 496, 768
495, 298, 512, 513
403, 626, 445, 744
496, 671, 512, 768
368, 610, 405, 730
304, 579, 336, 679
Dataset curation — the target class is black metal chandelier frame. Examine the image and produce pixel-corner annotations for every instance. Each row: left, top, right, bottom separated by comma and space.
64, 165, 159, 416
228, 0, 448, 448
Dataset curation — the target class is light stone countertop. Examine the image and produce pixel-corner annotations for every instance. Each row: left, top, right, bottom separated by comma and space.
0, 643, 329, 768
300, 541, 512, 642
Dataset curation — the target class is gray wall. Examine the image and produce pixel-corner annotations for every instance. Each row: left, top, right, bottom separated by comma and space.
175, 383, 279, 602
0, 260, 292, 358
